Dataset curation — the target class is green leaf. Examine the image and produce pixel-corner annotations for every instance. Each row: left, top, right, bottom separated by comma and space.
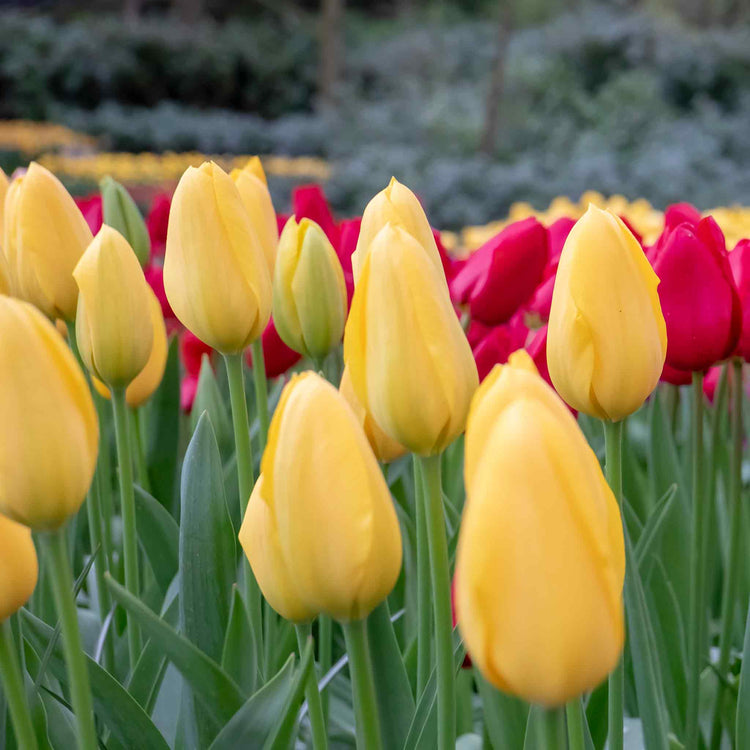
475, 671, 527, 750
221, 586, 259, 695
635, 484, 678, 574
191, 356, 233, 454
134, 485, 179, 596
736, 604, 750, 749
22, 610, 170, 750
105, 574, 245, 728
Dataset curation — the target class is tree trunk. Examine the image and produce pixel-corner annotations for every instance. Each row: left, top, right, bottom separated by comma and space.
318, 0, 344, 108
479, 3, 513, 157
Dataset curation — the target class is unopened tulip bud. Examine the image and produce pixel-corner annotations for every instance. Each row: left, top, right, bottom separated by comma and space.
100, 177, 150, 266
74, 226, 154, 388
0, 513, 38, 622
0, 297, 98, 530
273, 217, 347, 360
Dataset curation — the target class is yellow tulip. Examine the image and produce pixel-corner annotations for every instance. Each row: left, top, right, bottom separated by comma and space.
231, 157, 278, 274
91, 287, 168, 407
0, 297, 98, 530
3, 163, 93, 321
0, 513, 38, 622
339, 365, 407, 463
456, 366, 625, 706
74, 226, 154, 388
548, 206, 667, 421
239, 372, 402, 622
0, 167, 8, 241
273, 217, 347, 360
352, 177, 444, 283
344, 223, 478, 456
0, 250, 12, 296
164, 161, 271, 354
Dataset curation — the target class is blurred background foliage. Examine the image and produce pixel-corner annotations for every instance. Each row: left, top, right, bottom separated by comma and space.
1, 0, 749, 227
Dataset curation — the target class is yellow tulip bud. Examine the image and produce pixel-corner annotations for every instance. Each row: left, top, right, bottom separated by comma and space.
239, 372, 402, 622
548, 206, 667, 421
352, 177, 444, 283
0, 297, 98, 530
273, 217, 347, 360
74, 226, 154, 388
344, 223, 478, 456
231, 157, 278, 274
0, 250, 12, 296
456, 368, 625, 706
164, 162, 271, 354
339, 365, 407, 463
91, 287, 168, 407
0, 513, 38, 622
3, 163, 93, 321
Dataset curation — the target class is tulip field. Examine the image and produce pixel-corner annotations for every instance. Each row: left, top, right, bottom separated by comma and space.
0, 157, 749, 750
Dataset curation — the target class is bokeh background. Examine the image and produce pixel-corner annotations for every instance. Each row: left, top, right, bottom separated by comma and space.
1, 0, 750, 230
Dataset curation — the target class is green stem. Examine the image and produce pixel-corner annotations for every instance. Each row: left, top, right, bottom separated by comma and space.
565, 699, 585, 750
541, 707, 568, 750
263, 604, 276, 678
223, 353, 263, 664
413, 457, 431, 697
318, 614, 332, 723
131, 407, 151, 494
0, 619, 38, 750
342, 619, 383, 750
250, 339, 270, 454
708, 359, 744, 750
295, 624, 329, 750
93, 393, 114, 574
686, 371, 705, 750
111, 387, 141, 670
604, 419, 624, 750
418, 453, 455, 750
41, 529, 98, 750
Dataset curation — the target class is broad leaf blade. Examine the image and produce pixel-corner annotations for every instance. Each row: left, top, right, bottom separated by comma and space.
134, 485, 179, 596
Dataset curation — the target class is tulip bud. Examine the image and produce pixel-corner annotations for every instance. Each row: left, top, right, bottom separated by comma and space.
164, 162, 271, 354
0, 297, 98, 530
3, 163, 93, 321
345, 223, 478, 455
91, 287, 168, 407
239, 372, 402, 622
352, 177, 444, 283
231, 157, 278, 274
273, 217, 348, 360
651, 217, 741, 372
548, 206, 667, 421
0, 513, 38, 622
74, 226, 154, 388
339, 365, 407, 463
456, 365, 625, 706
730, 239, 750, 362
0, 250, 12, 296
100, 177, 150, 266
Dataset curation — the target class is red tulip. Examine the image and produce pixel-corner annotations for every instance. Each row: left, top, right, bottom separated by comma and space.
660, 362, 693, 387
245, 318, 302, 379
143, 264, 177, 331
525, 273, 556, 322
450, 217, 549, 325
146, 192, 171, 259
547, 217, 576, 269
703, 365, 723, 403
729, 239, 750, 362
338, 218, 360, 304
277, 213, 290, 236
526, 325, 578, 416
292, 184, 340, 249
651, 217, 741, 372
76, 194, 103, 235
179, 331, 214, 412
471, 314, 528, 382
434, 229, 458, 282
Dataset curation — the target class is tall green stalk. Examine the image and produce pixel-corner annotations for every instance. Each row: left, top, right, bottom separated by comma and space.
295, 624, 328, 750
540, 707, 567, 750
708, 359, 744, 749
413, 458, 431, 697
686, 371, 705, 750
250, 339, 270, 454
604, 419, 624, 750
41, 529, 98, 750
418, 453, 455, 750
318, 614, 332, 722
565, 699, 585, 750
0, 619, 38, 750
342, 619, 382, 750
131, 407, 151, 494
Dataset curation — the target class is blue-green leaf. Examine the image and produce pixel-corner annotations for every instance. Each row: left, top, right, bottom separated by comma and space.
134, 485, 179, 596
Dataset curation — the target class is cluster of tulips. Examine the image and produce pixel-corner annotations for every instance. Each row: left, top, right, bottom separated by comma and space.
0, 156, 748, 750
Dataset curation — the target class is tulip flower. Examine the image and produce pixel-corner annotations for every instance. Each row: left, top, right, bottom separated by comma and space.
339, 366, 407, 463
353, 177, 445, 284
92, 287, 168, 407
0, 513, 38, 622
273, 217, 348, 360
729, 239, 750, 362
231, 157, 278, 274
164, 161, 271, 354
548, 206, 667, 421
338, 218, 360, 303
471, 314, 528, 382
0, 296, 98, 530
450, 217, 549, 325
145, 193, 170, 259
239, 372, 402, 622
100, 177, 150, 266
3, 162, 93, 321
293, 184, 340, 249
74, 226, 154, 388
651, 217, 740, 372
75, 193, 103, 235
0, 167, 8, 232
456, 362, 625, 706
344, 223, 478, 455
0, 251, 12, 296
